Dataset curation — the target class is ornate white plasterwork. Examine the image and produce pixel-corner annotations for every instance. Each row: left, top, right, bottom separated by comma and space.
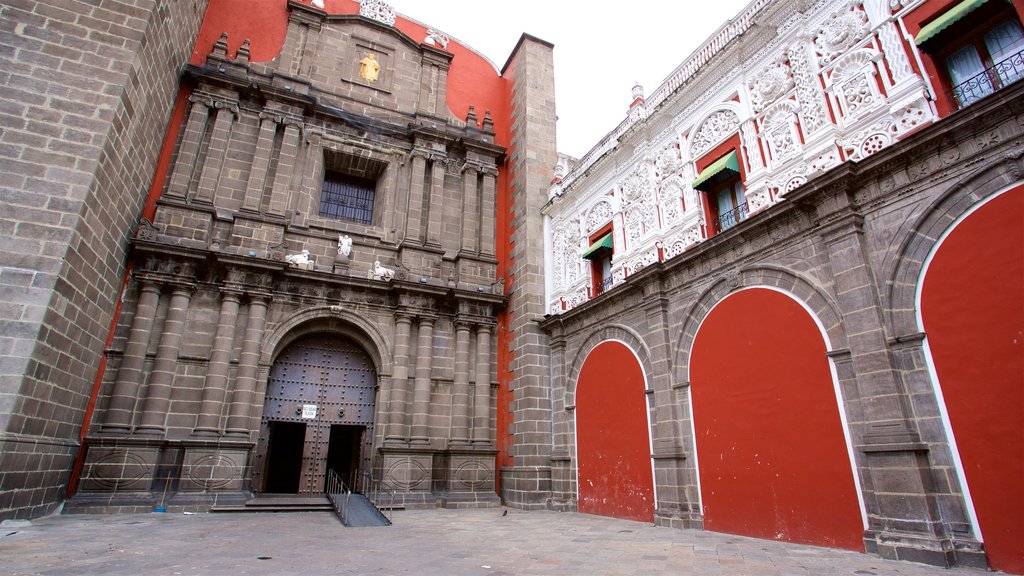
785, 40, 829, 133
658, 178, 685, 227
748, 59, 794, 114
829, 49, 883, 123
839, 117, 898, 161
761, 101, 803, 166
625, 247, 660, 276
661, 224, 703, 260
655, 141, 683, 179
690, 109, 741, 158
586, 200, 614, 232
894, 98, 933, 135
814, 3, 870, 67
360, 0, 396, 26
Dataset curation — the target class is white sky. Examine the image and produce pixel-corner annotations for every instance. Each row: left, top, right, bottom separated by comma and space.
385, 0, 755, 158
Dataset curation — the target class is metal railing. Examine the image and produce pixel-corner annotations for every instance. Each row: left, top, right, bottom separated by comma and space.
361, 469, 393, 524
715, 202, 749, 233
949, 48, 1024, 109
326, 469, 351, 525
591, 275, 614, 298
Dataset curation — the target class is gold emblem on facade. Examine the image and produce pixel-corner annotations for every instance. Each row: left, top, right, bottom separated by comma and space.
359, 53, 380, 82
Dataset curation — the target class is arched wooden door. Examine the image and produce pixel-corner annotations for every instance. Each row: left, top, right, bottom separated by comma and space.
576, 340, 654, 522
690, 288, 864, 550
921, 187, 1024, 574
253, 335, 377, 494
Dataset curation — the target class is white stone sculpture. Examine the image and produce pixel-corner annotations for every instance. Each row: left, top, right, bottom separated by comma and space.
338, 235, 352, 258
285, 249, 312, 268
311, 0, 324, 8
372, 260, 395, 281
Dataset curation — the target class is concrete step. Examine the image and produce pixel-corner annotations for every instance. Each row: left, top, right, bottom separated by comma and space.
210, 494, 333, 513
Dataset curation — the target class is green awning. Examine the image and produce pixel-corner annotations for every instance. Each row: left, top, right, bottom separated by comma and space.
692, 150, 740, 191
915, 0, 995, 46
581, 233, 613, 260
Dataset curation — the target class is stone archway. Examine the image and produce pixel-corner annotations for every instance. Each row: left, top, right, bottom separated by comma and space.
252, 334, 377, 494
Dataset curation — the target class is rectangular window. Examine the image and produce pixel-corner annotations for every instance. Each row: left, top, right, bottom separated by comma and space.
319, 172, 376, 224
919, 2, 1024, 109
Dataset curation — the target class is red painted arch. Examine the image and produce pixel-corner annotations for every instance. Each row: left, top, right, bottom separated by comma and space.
921, 186, 1024, 574
576, 341, 655, 522
690, 288, 864, 551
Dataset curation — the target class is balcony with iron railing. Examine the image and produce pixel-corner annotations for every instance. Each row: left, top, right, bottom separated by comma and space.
715, 202, 749, 234
949, 48, 1024, 109
590, 275, 614, 298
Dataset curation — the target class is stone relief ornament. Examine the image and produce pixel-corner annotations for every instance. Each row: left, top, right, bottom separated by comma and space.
359, 0, 396, 26
814, 4, 870, 67
748, 59, 794, 113
658, 179, 685, 227
691, 109, 740, 157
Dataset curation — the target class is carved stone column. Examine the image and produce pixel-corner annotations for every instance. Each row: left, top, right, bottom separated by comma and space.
136, 284, 194, 433
409, 315, 436, 445
385, 311, 414, 443
102, 281, 161, 432
225, 296, 269, 436
471, 323, 492, 445
193, 289, 241, 435
449, 319, 473, 446
165, 94, 211, 199
460, 163, 480, 254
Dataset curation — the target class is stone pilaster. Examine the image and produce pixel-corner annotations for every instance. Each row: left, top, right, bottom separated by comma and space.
193, 289, 241, 435
426, 155, 445, 247
193, 100, 237, 204
385, 311, 414, 444
225, 296, 269, 436
460, 164, 480, 254
165, 94, 211, 200
406, 150, 428, 244
409, 315, 436, 445
267, 121, 301, 217
472, 324, 492, 445
102, 281, 161, 432
136, 284, 194, 433
241, 114, 279, 213
449, 319, 473, 446
480, 167, 497, 258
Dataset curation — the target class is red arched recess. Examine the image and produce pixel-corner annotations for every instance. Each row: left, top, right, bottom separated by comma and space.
921, 186, 1024, 574
690, 288, 864, 551
576, 341, 654, 522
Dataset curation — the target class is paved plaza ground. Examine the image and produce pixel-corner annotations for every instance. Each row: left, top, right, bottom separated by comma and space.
0, 508, 1001, 575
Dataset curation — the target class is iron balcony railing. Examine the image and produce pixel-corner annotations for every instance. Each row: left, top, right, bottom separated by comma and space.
715, 202, 749, 233
949, 48, 1024, 109
591, 275, 614, 297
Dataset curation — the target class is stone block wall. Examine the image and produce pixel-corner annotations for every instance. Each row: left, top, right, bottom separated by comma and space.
0, 0, 208, 520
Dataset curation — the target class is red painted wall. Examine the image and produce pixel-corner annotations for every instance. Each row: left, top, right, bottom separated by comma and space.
576, 341, 655, 522
921, 186, 1024, 574
690, 288, 864, 551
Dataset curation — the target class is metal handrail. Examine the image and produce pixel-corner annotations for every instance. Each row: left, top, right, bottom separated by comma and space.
949, 48, 1024, 109
360, 469, 392, 523
326, 469, 351, 525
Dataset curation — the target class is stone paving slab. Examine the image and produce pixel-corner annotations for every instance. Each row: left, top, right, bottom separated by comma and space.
0, 508, 1001, 575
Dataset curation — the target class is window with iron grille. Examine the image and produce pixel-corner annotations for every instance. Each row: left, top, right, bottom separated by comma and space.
319, 171, 376, 224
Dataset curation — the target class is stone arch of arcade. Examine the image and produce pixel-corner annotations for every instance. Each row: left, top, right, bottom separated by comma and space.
566, 325, 656, 522
674, 270, 865, 551
887, 167, 1024, 574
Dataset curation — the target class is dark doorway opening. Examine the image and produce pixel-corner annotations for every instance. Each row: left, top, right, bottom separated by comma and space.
326, 425, 363, 491
264, 421, 306, 493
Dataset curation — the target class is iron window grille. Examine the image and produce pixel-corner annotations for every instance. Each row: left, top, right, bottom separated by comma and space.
949, 46, 1024, 109
319, 171, 375, 225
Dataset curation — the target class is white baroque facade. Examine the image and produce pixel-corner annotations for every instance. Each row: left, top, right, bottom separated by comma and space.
544, 0, 936, 315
